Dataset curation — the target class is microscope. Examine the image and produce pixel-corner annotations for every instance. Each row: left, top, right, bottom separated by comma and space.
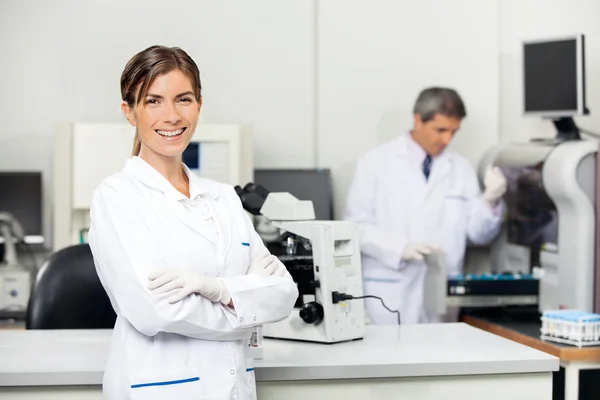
0, 212, 31, 314
235, 183, 366, 343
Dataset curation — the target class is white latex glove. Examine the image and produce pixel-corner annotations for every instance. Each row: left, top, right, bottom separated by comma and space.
147, 269, 231, 305
401, 243, 439, 262
247, 254, 287, 277
482, 166, 507, 206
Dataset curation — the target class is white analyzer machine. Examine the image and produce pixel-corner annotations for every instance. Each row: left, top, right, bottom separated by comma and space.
479, 138, 600, 313
0, 212, 32, 314
235, 183, 366, 344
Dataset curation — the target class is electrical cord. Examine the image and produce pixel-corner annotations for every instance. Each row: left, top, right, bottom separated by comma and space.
332, 291, 401, 325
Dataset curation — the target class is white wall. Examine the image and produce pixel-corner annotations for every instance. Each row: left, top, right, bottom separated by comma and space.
0, 0, 316, 168
317, 0, 500, 217
2, 0, 503, 243
499, 0, 600, 143
0, 0, 315, 245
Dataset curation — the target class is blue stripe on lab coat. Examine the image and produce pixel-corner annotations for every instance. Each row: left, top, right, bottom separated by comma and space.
241, 242, 250, 247
445, 194, 468, 201
246, 368, 254, 372
131, 377, 200, 389
363, 277, 400, 284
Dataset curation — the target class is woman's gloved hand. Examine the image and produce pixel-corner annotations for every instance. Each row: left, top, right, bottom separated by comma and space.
247, 254, 287, 277
147, 269, 231, 305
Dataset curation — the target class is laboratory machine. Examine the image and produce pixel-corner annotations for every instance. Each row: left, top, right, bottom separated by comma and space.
235, 183, 366, 343
52, 122, 252, 251
478, 138, 599, 313
451, 34, 600, 313
0, 172, 44, 245
0, 212, 31, 314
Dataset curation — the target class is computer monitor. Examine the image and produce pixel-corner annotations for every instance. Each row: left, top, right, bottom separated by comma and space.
0, 172, 43, 244
523, 34, 587, 117
253, 169, 334, 220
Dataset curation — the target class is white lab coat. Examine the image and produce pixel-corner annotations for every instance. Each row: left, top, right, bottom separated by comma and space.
88, 157, 298, 400
344, 132, 503, 325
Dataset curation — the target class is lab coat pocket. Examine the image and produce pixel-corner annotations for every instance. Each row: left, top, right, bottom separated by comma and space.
245, 367, 257, 400
130, 370, 202, 400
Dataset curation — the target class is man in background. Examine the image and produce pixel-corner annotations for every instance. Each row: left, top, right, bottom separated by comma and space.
344, 87, 507, 324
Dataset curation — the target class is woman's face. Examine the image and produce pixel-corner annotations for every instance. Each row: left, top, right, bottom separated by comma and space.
122, 69, 201, 159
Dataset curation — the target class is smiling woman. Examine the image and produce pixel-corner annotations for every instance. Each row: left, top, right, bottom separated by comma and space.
87, 45, 298, 399
120, 46, 203, 160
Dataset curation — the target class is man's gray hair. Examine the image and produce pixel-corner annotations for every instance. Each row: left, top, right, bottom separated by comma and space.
412, 87, 466, 123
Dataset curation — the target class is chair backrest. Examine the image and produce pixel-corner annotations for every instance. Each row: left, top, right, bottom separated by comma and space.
26, 243, 116, 329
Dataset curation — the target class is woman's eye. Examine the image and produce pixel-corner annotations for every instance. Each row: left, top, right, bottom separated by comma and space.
179, 97, 192, 103
145, 98, 158, 104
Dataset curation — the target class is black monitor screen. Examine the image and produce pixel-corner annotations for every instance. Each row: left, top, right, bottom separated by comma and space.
254, 169, 333, 220
0, 172, 43, 237
524, 38, 580, 113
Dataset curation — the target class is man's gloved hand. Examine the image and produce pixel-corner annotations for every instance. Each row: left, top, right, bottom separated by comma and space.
247, 254, 287, 277
482, 166, 507, 206
401, 243, 440, 262
148, 269, 231, 305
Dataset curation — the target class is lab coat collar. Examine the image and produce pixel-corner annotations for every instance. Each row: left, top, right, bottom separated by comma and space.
394, 131, 453, 163
391, 132, 410, 157
393, 131, 453, 187
124, 157, 225, 249
182, 163, 220, 201
124, 157, 219, 201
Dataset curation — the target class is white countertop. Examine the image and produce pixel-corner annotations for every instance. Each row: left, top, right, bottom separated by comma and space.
0, 323, 558, 386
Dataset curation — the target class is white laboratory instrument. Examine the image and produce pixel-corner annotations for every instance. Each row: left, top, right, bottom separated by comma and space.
0, 212, 24, 268
236, 184, 366, 344
479, 138, 599, 313
0, 212, 31, 313
52, 122, 253, 251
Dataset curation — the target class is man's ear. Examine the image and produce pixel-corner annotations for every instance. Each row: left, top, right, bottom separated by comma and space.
413, 113, 423, 129
121, 101, 136, 127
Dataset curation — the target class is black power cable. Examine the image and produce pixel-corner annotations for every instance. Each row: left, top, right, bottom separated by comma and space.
332, 291, 401, 325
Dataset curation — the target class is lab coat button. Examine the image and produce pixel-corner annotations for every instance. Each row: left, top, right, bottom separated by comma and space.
253, 316, 257, 321
239, 317, 244, 322
230, 369, 236, 375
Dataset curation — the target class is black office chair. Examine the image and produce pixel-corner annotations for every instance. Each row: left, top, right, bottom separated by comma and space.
26, 243, 116, 329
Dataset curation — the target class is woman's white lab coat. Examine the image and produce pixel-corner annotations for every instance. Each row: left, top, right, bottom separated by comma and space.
88, 157, 298, 400
344, 132, 502, 325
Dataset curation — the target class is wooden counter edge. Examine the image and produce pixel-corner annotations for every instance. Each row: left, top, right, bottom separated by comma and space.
462, 315, 600, 362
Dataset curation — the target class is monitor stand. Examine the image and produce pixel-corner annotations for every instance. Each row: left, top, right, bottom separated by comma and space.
552, 117, 581, 141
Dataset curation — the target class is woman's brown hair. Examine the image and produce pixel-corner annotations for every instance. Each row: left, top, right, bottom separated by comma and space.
120, 45, 202, 156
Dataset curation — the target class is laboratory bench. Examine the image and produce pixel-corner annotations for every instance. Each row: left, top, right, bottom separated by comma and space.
0, 323, 557, 400
462, 309, 600, 400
